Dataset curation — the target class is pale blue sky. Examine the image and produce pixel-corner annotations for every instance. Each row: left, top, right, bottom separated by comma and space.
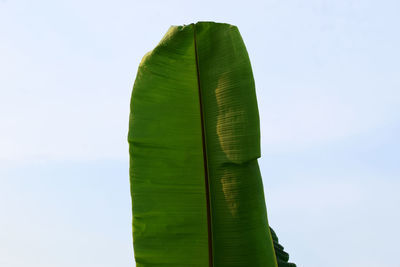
1, 0, 399, 266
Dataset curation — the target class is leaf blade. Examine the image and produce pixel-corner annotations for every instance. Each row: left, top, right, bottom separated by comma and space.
129, 22, 281, 267
128, 25, 209, 266
196, 22, 278, 267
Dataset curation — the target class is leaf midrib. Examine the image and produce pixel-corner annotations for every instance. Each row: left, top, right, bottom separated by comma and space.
193, 23, 214, 267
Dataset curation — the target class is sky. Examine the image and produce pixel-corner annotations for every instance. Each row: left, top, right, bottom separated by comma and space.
1, 0, 399, 266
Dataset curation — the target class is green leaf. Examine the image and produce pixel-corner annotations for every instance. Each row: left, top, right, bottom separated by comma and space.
269, 227, 297, 267
128, 22, 278, 267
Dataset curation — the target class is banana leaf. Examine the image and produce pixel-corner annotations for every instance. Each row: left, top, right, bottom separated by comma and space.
270, 227, 297, 267
128, 21, 293, 267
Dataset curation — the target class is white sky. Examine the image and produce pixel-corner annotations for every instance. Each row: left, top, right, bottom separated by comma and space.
1, 0, 399, 266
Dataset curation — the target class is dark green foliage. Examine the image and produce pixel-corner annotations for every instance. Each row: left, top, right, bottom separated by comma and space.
270, 227, 297, 267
